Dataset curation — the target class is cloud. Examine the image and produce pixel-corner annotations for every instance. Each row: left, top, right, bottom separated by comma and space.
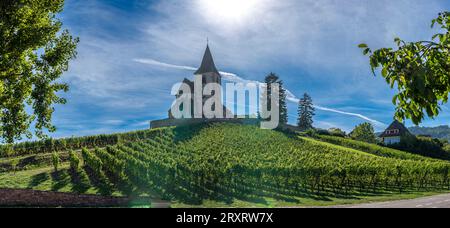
50, 0, 448, 138
134, 58, 386, 127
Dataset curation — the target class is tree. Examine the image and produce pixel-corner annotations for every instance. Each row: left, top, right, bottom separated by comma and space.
69, 150, 80, 172
52, 152, 60, 173
297, 93, 315, 130
444, 144, 450, 153
0, 0, 79, 143
264, 72, 288, 125
329, 128, 346, 137
279, 81, 288, 125
359, 12, 450, 125
350, 123, 377, 143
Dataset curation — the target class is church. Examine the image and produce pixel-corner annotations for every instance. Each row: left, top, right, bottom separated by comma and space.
168, 44, 233, 119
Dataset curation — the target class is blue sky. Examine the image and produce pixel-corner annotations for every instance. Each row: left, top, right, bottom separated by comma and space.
50, 0, 450, 138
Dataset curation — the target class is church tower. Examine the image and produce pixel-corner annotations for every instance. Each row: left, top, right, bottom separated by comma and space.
168, 44, 233, 119
194, 44, 223, 113
195, 44, 222, 89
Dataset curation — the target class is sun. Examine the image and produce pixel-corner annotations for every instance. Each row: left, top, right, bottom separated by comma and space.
198, 0, 260, 24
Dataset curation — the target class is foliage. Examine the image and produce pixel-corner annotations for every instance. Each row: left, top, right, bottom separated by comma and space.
445, 144, 450, 153
0, 128, 168, 158
264, 73, 288, 125
81, 148, 103, 178
324, 130, 450, 161
389, 135, 450, 160
409, 125, 450, 142
76, 124, 450, 203
359, 12, 450, 124
51, 152, 59, 172
10, 159, 19, 174
315, 134, 440, 161
0, 0, 79, 142
279, 81, 288, 125
93, 147, 125, 181
0, 152, 70, 173
1, 144, 14, 158
328, 128, 346, 138
350, 123, 377, 144
297, 93, 315, 130
69, 151, 80, 172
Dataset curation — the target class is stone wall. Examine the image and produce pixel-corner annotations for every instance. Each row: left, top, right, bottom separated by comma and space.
278, 124, 302, 132
150, 118, 303, 133
150, 118, 260, 129
0, 189, 133, 207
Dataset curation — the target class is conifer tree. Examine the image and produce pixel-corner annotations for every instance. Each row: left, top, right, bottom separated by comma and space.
279, 80, 288, 125
297, 93, 315, 130
264, 73, 288, 125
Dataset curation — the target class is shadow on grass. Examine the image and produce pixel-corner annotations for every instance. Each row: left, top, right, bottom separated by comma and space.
28, 172, 50, 188
103, 171, 135, 196
69, 169, 91, 194
172, 124, 206, 143
50, 170, 71, 191
83, 166, 114, 196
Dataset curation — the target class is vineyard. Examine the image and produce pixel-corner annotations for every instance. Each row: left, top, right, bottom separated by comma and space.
313, 134, 443, 161
61, 123, 450, 205
0, 128, 166, 158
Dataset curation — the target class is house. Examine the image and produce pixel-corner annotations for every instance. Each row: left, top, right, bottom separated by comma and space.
379, 120, 411, 145
168, 44, 233, 119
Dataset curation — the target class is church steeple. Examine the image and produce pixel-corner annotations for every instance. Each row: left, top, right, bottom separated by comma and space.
194, 44, 220, 75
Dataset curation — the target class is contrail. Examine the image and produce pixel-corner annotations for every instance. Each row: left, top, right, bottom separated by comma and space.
134, 59, 197, 71
134, 58, 387, 127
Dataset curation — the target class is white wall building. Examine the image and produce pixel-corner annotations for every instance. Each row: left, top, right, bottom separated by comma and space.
380, 120, 410, 145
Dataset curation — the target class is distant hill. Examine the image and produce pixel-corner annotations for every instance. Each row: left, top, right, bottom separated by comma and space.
408, 125, 450, 142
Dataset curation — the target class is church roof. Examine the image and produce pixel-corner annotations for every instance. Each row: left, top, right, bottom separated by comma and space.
379, 120, 410, 137
182, 78, 194, 90
194, 45, 220, 75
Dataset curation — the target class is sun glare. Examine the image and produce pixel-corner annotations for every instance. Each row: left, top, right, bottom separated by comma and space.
198, 0, 260, 24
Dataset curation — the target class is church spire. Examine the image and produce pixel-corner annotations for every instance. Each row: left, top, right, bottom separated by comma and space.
194, 44, 220, 75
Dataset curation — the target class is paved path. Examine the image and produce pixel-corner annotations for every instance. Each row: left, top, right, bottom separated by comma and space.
332, 194, 450, 208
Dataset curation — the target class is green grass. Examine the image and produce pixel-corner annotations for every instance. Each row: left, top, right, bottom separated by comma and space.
1, 163, 448, 208
173, 191, 450, 208
0, 152, 71, 173
0, 164, 122, 196
300, 136, 379, 157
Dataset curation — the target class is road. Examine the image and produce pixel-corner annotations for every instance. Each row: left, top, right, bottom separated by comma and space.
331, 194, 450, 208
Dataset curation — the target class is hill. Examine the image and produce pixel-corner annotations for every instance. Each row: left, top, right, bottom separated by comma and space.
311, 134, 443, 161
1, 123, 450, 207
409, 125, 450, 142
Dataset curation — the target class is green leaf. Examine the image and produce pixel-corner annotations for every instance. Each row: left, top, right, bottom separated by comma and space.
358, 43, 368, 49
432, 34, 440, 40
381, 68, 388, 77
363, 48, 370, 55
392, 94, 399, 104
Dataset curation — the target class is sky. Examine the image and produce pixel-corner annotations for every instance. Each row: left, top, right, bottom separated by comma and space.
49, 0, 450, 138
